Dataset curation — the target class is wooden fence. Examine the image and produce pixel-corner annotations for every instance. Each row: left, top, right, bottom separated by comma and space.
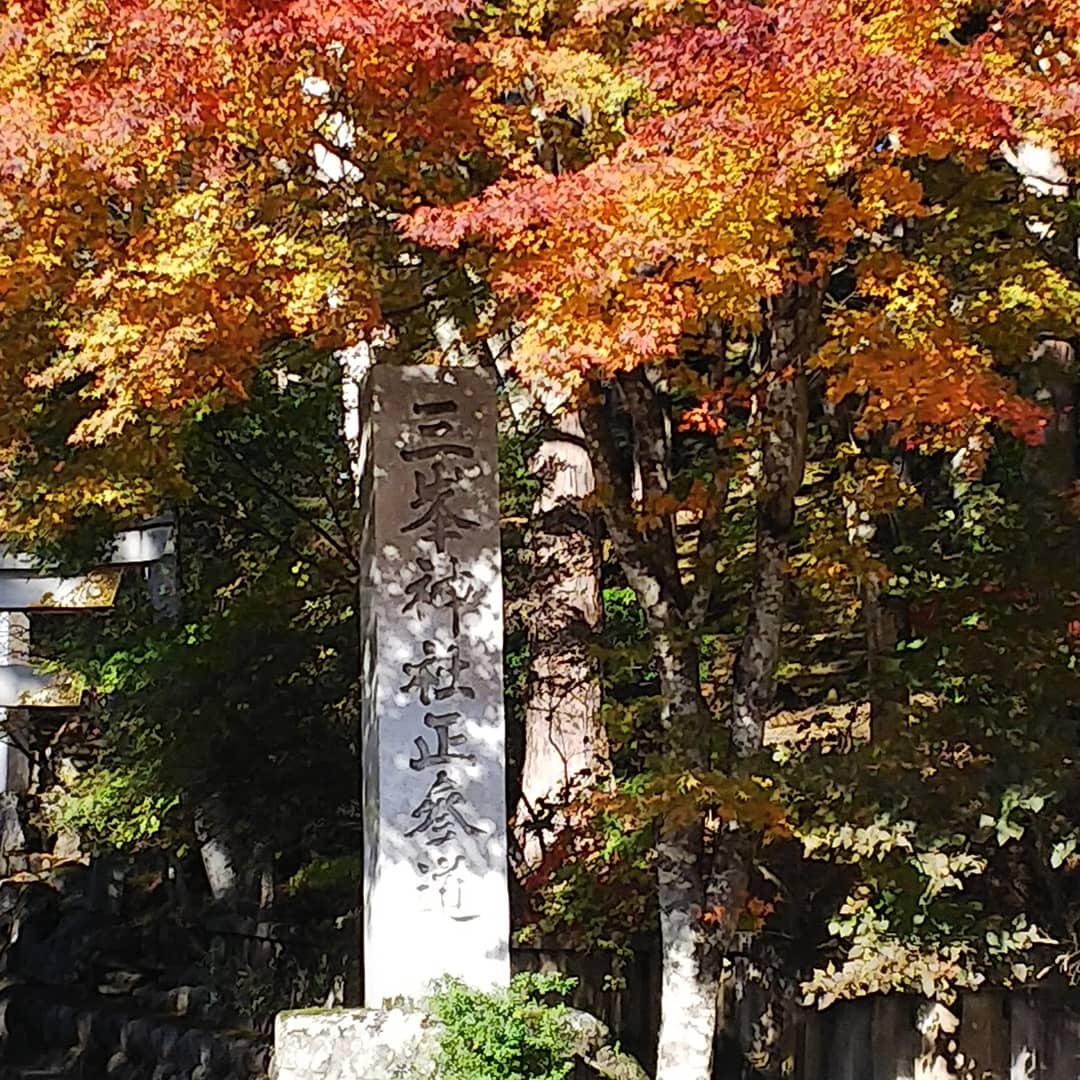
517, 946, 1080, 1080
773, 992, 1080, 1080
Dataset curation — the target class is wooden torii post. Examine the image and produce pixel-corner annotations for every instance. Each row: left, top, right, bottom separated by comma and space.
0, 518, 175, 794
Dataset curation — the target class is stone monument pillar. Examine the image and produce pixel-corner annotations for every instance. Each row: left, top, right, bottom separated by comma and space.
359, 365, 510, 1006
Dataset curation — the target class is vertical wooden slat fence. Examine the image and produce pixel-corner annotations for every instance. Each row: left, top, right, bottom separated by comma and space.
516, 945, 1080, 1080
761, 992, 1080, 1080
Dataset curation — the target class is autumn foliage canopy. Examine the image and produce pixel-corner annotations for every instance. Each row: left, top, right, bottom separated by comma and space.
0, 0, 1076, 540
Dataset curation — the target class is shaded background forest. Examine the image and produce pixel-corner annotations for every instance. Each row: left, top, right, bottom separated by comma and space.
11, 319, 1080, 1073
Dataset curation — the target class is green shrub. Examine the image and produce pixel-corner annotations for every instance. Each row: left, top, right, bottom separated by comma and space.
430, 972, 578, 1080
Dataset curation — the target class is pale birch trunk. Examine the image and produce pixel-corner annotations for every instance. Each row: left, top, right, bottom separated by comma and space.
644, 627, 718, 1080
580, 280, 818, 1079
583, 377, 719, 1080
338, 341, 373, 500
516, 408, 608, 871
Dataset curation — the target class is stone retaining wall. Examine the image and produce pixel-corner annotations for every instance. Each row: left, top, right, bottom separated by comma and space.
2, 984, 270, 1079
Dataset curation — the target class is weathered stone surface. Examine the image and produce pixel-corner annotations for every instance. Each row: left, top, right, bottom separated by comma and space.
359, 366, 509, 1005
271, 1005, 651, 1080
563, 1010, 652, 1080
0, 793, 25, 854
0, 705, 30, 796
271, 1008, 442, 1080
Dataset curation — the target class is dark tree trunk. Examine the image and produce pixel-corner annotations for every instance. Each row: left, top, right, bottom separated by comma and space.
731, 282, 820, 755
862, 572, 905, 743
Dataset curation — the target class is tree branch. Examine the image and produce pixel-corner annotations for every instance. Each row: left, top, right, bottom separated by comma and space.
209, 434, 359, 570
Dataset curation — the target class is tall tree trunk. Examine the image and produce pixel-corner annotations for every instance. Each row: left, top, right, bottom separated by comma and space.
862, 571, 905, 743
152, 514, 240, 905
583, 377, 719, 1080
652, 640, 719, 1080
731, 283, 819, 756
516, 408, 608, 871
722, 282, 818, 1077
506, 94, 611, 876
582, 278, 818, 1079
843, 481, 907, 744
339, 339, 373, 1001
646, 634, 718, 1080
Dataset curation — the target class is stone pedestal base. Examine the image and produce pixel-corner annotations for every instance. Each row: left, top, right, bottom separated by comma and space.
271, 1008, 441, 1080
271, 1005, 650, 1080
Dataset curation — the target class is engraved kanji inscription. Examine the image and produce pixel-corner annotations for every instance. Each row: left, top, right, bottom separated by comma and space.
406, 769, 484, 843
399, 400, 475, 462
401, 641, 475, 706
401, 555, 475, 635
402, 460, 480, 552
415, 853, 480, 921
414, 401, 458, 416
409, 712, 477, 771
361, 367, 508, 1003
